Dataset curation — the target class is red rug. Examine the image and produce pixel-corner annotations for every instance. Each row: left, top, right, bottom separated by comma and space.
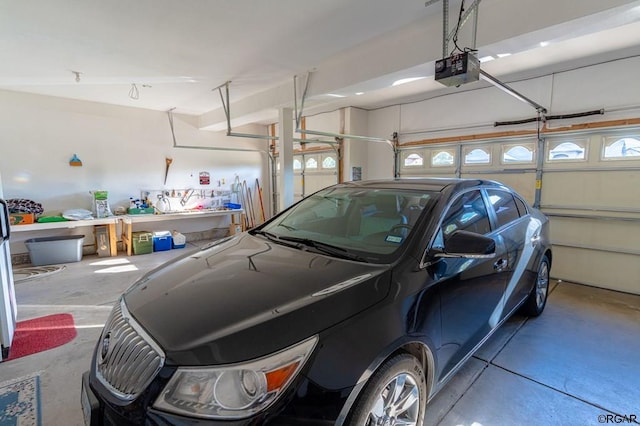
6, 313, 77, 361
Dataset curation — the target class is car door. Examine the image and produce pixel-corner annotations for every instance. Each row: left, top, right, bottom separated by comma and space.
428, 189, 508, 382
485, 189, 543, 316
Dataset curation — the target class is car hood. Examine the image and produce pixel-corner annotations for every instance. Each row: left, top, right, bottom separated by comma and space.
124, 233, 391, 365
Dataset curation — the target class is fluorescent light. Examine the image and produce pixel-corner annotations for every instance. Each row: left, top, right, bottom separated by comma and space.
497, 53, 511, 58
392, 77, 426, 86
355, 92, 364, 95
326, 93, 346, 98
479, 56, 495, 63
539, 41, 550, 47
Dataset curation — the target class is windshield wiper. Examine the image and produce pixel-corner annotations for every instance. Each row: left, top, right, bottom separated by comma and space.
277, 236, 368, 262
251, 230, 300, 249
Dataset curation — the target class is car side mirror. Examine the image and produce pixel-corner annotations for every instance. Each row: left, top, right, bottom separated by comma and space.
436, 230, 496, 259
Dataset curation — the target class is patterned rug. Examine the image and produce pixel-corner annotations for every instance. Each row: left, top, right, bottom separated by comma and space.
0, 374, 41, 425
13, 265, 65, 284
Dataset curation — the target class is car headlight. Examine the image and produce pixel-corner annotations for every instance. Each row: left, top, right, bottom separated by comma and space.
153, 335, 318, 419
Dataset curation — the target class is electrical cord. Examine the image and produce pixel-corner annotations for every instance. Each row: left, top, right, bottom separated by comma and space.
450, 0, 478, 56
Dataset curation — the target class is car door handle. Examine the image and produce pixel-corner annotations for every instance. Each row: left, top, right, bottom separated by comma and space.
493, 258, 508, 272
530, 235, 541, 247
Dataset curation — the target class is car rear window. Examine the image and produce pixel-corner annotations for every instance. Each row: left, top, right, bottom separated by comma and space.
486, 189, 520, 228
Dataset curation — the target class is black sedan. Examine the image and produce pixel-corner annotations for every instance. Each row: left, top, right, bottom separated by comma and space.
82, 178, 552, 425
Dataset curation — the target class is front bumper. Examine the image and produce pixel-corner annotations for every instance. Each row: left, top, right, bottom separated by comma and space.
82, 371, 336, 425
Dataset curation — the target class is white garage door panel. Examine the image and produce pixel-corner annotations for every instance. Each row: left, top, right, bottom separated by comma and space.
305, 173, 338, 195
551, 247, 640, 294
549, 217, 640, 254
461, 172, 536, 205
542, 170, 640, 209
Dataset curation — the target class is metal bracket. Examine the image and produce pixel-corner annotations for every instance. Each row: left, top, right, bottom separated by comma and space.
479, 70, 548, 114
166, 108, 266, 153
292, 73, 396, 150
428, 0, 482, 57
215, 80, 339, 149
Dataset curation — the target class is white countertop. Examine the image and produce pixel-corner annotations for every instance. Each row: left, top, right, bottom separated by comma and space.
120, 209, 243, 223
10, 217, 118, 232
10, 209, 243, 232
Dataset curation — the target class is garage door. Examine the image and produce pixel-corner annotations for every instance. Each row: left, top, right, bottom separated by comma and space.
540, 131, 640, 295
399, 130, 640, 295
276, 151, 339, 205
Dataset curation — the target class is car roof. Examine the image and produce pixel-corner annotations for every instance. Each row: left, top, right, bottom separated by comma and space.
339, 178, 508, 193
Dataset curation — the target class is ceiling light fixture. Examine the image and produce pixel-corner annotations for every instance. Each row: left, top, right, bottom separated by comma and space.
326, 93, 346, 98
392, 77, 426, 86
497, 53, 512, 58
355, 92, 364, 95
479, 56, 495, 63
539, 41, 550, 47
129, 83, 139, 100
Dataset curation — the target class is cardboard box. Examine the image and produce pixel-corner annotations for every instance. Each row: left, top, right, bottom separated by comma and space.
9, 213, 35, 225
95, 225, 111, 257
229, 223, 243, 235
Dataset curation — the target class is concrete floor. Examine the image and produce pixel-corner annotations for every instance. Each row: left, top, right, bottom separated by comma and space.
2, 246, 639, 426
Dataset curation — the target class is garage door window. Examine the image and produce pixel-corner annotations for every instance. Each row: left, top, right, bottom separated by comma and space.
547, 140, 587, 161
293, 158, 302, 170
464, 148, 491, 165
404, 152, 424, 167
322, 155, 337, 169
602, 136, 640, 160
432, 150, 455, 167
502, 143, 534, 164
306, 157, 318, 169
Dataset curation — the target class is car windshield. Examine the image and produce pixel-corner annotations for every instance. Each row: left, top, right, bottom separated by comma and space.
255, 186, 437, 262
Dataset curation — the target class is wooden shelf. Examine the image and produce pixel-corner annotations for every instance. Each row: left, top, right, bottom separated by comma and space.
11, 217, 119, 257
120, 209, 243, 256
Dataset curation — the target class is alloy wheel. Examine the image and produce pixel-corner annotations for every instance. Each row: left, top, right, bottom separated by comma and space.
367, 373, 420, 426
536, 261, 549, 309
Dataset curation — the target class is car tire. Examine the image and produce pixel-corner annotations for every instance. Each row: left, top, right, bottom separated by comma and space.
521, 254, 550, 317
346, 354, 426, 426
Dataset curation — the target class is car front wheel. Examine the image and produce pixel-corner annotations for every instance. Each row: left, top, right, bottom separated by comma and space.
521, 254, 550, 317
347, 354, 426, 426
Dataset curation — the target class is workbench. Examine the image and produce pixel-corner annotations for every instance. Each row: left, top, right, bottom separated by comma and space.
10, 217, 119, 256
120, 209, 243, 256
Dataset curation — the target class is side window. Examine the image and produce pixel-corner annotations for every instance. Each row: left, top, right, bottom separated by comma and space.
486, 190, 520, 228
514, 196, 528, 217
441, 190, 491, 240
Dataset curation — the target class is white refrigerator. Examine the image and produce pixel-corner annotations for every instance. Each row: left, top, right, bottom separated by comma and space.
0, 173, 17, 361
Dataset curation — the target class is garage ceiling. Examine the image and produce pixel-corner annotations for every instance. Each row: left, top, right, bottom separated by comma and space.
1, 0, 640, 130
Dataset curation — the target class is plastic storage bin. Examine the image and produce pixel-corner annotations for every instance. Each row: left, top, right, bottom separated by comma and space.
132, 231, 153, 255
153, 231, 172, 252
25, 235, 84, 266
171, 231, 186, 249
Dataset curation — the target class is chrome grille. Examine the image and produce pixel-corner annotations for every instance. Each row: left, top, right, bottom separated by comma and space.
95, 299, 165, 402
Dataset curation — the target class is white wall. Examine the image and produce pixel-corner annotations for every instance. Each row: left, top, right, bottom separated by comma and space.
0, 89, 270, 254
367, 106, 400, 179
